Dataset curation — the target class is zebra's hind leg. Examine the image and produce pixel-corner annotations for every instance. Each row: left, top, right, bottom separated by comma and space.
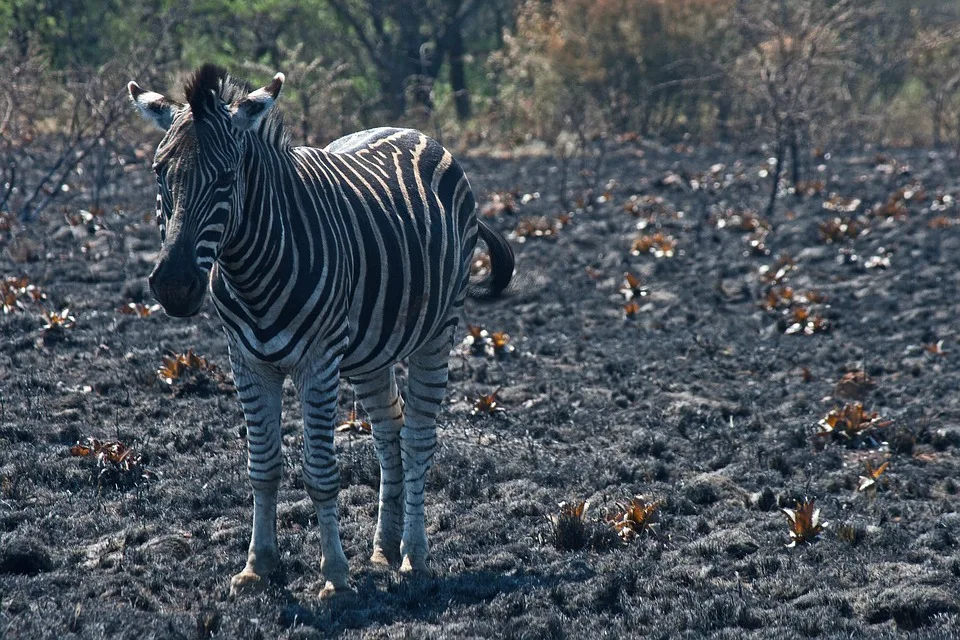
293, 355, 352, 600
352, 367, 405, 566
400, 325, 455, 575
229, 360, 285, 596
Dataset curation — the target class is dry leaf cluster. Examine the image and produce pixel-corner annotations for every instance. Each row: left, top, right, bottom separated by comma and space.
70, 436, 152, 485
336, 406, 372, 436
783, 306, 830, 336
158, 350, 219, 385
756, 256, 829, 336
463, 325, 514, 359
857, 459, 889, 493
817, 402, 892, 442
117, 302, 161, 318
605, 496, 662, 540
630, 232, 677, 258
624, 194, 675, 220
471, 388, 504, 416
470, 252, 491, 280
41, 308, 76, 333
512, 214, 571, 242
480, 191, 518, 218
545, 500, 590, 551
64, 208, 108, 232
782, 499, 827, 547
2, 276, 46, 314
619, 272, 648, 301
821, 194, 862, 213
819, 217, 862, 243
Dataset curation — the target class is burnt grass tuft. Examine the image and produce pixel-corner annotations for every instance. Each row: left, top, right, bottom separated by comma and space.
1, 145, 960, 637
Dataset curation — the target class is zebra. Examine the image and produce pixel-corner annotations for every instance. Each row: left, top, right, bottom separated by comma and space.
127, 64, 514, 599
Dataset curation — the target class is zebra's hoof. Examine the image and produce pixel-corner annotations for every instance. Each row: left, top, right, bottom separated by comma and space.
230, 570, 268, 596
370, 545, 400, 566
319, 580, 355, 601
399, 555, 431, 577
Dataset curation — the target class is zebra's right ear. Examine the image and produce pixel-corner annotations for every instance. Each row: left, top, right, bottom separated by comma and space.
128, 81, 179, 131
231, 72, 284, 132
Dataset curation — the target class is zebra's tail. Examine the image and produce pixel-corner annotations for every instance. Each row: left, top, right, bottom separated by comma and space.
468, 220, 515, 300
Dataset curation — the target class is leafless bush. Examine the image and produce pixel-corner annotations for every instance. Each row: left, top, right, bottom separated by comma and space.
0, 41, 173, 221
731, 0, 866, 216
908, 27, 960, 150
487, 0, 733, 145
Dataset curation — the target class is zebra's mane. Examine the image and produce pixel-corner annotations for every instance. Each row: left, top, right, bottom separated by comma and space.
183, 63, 289, 150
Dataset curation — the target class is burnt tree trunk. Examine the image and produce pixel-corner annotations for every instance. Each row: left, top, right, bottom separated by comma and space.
447, 22, 471, 121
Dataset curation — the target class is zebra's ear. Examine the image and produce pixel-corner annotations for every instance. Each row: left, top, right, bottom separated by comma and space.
128, 81, 179, 131
231, 72, 284, 132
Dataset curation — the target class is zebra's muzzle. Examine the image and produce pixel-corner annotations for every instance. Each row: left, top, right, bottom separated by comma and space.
148, 260, 206, 317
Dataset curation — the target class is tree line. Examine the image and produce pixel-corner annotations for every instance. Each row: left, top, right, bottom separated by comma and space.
2, 0, 960, 219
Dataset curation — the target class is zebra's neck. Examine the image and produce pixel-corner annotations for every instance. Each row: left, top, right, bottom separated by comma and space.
216, 138, 305, 310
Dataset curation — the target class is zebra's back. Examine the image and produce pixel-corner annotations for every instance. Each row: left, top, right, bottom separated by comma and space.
305, 128, 478, 376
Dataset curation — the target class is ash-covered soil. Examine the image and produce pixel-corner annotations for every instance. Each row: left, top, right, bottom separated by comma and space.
1, 141, 959, 639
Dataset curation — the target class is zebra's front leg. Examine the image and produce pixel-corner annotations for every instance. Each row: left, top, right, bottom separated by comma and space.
400, 329, 453, 575
293, 357, 351, 600
352, 367, 405, 565
230, 360, 285, 596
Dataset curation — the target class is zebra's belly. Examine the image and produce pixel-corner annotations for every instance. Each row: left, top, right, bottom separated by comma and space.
339, 290, 456, 377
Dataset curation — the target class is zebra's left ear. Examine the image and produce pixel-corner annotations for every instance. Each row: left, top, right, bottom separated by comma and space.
231, 72, 284, 132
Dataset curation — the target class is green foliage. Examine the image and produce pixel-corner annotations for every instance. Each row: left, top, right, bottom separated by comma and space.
3, 0, 960, 149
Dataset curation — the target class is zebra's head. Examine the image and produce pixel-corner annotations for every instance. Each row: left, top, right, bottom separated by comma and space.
127, 65, 284, 317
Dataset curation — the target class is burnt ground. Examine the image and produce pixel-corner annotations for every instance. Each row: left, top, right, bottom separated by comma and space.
1, 140, 960, 639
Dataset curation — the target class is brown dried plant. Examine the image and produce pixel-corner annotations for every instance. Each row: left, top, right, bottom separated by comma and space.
818, 217, 862, 243
928, 215, 958, 229
117, 302, 161, 318
64, 208, 108, 232
464, 324, 491, 356
822, 195, 862, 213
782, 499, 827, 547
512, 215, 568, 242
924, 340, 946, 357
336, 405, 372, 436
471, 388, 505, 416
470, 252, 492, 279
619, 272, 648, 301
480, 190, 518, 218
158, 350, 219, 386
489, 332, 515, 359
546, 500, 590, 551
624, 194, 675, 220
758, 255, 796, 286
783, 307, 829, 336
606, 496, 662, 541
464, 325, 514, 359
70, 436, 153, 485
857, 459, 889, 493
41, 308, 76, 333
1, 276, 46, 314
817, 402, 892, 441
630, 233, 677, 258
710, 209, 771, 233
